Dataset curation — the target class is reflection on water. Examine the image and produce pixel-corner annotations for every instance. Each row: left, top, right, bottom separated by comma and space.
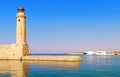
0, 60, 29, 77
80, 55, 120, 77
0, 56, 120, 77
84, 55, 113, 65
0, 60, 81, 77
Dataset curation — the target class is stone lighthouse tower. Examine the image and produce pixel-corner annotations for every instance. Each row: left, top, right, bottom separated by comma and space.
16, 6, 29, 56
16, 6, 26, 44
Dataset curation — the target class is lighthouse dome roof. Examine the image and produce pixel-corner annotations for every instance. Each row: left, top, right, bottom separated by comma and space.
17, 6, 25, 12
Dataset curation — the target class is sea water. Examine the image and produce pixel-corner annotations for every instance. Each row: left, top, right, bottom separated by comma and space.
0, 55, 120, 77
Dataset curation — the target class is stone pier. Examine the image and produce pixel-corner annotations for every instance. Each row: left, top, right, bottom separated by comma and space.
22, 56, 82, 62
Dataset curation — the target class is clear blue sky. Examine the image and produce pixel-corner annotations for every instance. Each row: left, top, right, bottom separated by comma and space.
0, 0, 120, 53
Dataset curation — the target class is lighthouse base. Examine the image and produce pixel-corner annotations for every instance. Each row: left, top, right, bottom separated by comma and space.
0, 44, 29, 60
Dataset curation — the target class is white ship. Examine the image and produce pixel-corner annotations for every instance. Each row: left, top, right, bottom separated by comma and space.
85, 50, 114, 55
84, 51, 94, 55
94, 50, 114, 55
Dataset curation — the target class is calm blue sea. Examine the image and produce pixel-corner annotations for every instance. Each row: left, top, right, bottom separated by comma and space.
0, 55, 120, 77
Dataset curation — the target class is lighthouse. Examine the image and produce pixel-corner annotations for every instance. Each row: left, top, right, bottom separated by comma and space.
0, 6, 29, 59
16, 6, 29, 56
16, 6, 26, 44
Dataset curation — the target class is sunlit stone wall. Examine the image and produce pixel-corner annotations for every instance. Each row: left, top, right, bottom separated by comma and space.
0, 44, 29, 60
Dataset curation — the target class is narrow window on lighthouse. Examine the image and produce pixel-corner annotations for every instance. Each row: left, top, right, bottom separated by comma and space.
18, 19, 20, 22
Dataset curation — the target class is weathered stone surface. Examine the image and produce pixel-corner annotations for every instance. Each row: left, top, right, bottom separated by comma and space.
22, 56, 82, 62
0, 44, 29, 60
